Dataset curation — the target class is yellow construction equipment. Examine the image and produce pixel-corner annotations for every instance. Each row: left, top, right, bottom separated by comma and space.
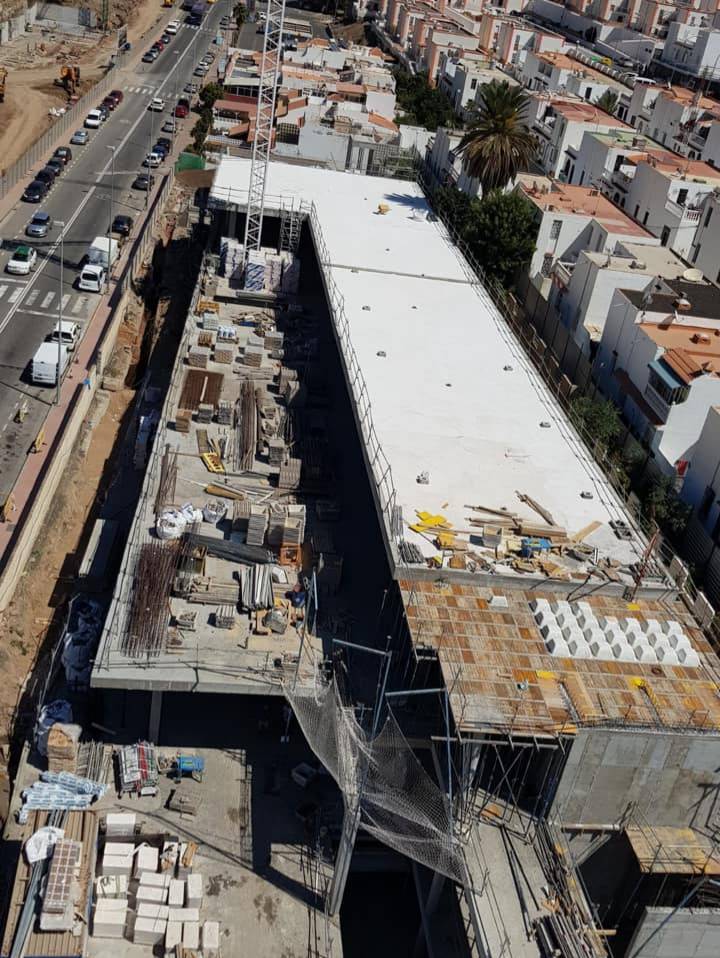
59, 64, 81, 97
0, 494, 15, 523
163, 0, 174, 7
31, 427, 45, 453
0, 68, 7, 104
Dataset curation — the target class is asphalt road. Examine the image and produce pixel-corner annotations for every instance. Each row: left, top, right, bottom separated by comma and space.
0, 2, 230, 502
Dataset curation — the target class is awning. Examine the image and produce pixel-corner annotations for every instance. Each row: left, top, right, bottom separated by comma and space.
649, 357, 685, 390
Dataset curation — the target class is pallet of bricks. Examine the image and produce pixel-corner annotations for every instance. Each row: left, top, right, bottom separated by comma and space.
92, 817, 220, 956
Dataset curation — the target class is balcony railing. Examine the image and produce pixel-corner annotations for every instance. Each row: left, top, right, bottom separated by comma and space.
664, 198, 702, 222
553, 261, 574, 286
644, 381, 672, 422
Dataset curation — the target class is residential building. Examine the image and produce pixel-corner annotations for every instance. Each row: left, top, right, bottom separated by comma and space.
492, 15, 567, 68
681, 404, 720, 604
552, 240, 696, 356
659, 18, 720, 79
689, 189, 720, 279
643, 85, 720, 164
516, 174, 659, 289
437, 53, 518, 117
594, 278, 720, 474
423, 126, 481, 195
527, 93, 630, 178
520, 48, 628, 104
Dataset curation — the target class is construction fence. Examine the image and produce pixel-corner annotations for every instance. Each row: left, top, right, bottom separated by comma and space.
0, 56, 125, 200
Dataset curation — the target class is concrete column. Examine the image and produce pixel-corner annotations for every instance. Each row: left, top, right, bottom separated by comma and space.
148, 690, 163, 743
228, 208, 237, 239
327, 801, 360, 915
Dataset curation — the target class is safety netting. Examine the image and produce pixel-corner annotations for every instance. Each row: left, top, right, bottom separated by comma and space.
285, 677, 466, 884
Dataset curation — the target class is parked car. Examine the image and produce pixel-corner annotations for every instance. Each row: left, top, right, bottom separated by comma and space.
142, 50, 157, 63
26, 211, 52, 237
45, 158, 64, 178
133, 173, 155, 191
161, 32, 172, 44
84, 109, 103, 128
174, 101, 189, 118
96, 103, 110, 121
35, 167, 57, 188
149, 97, 165, 112
162, 118, 178, 133
70, 129, 89, 145
183, 83, 198, 95
153, 37, 165, 50
143, 152, 163, 168
166, 19, 180, 33
108, 90, 124, 106
22, 180, 48, 203
53, 146, 72, 165
193, 63, 209, 77
49, 321, 81, 352
152, 143, 169, 159
156, 137, 172, 151
111, 214, 133, 237
7, 244, 37, 275
102, 95, 117, 112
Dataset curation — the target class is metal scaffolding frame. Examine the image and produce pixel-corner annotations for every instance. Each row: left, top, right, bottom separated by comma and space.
242, 0, 286, 273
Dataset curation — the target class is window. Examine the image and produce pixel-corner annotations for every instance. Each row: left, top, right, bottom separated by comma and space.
550, 219, 562, 239
541, 253, 554, 277
705, 206, 713, 228
692, 245, 699, 263
579, 171, 585, 185
634, 204, 640, 218
643, 211, 649, 225
661, 226, 671, 246
677, 189, 688, 206
647, 367, 690, 406
470, 78, 477, 90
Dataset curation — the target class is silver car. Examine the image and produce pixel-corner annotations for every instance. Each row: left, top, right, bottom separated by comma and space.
71, 129, 90, 145
26, 211, 52, 237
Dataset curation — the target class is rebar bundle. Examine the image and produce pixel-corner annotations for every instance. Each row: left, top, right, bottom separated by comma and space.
124, 540, 180, 657
236, 380, 257, 471
154, 444, 178, 515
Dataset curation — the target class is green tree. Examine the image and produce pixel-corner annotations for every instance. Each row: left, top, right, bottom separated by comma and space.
393, 70, 454, 130
431, 186, 478, 238
594, 89, 619, 116
199, 82, 224, 110
458, 81, 536, 194
190, 112, 211, 153
570, 396, 623, 449
234, 3, 247, 28
640, 474, 691, 536
462, 190, 538, 287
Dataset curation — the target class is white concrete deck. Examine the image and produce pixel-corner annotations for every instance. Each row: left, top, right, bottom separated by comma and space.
212, 159, 644, 568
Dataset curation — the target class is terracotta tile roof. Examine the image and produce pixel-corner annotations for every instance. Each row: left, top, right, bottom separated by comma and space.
367, 111, 399, 132
663, 347, 711, 383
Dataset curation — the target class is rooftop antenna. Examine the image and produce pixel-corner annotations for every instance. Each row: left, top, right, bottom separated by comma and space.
242, 0, 287, 282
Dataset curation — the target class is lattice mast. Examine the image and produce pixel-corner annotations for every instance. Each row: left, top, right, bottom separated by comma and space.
242, 0, 286, 275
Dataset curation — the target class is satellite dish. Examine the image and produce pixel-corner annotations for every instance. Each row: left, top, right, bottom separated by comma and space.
683, 267, 704, 282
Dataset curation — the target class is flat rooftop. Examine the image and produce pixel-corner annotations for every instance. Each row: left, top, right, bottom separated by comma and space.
517, 176, 653, 238
583, 242, 692, 278
211, 160, 650, 581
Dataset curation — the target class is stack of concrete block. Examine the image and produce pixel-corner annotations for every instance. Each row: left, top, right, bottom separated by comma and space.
183, 921, 200, 950
243, 345, 263, 368
268, 438, 285, 467
264, 329, 284, 351
175, 409, 192, 433
215, 342, 235, 364
202, 921, 220, 958
105, 812, 136, 838
137, 903, 170, 921
92, 898, 128, 939
245, 250, 265, 291
96, 875, 129, 899
165, 921, 183, 955
202, 308, 219, 332
196, 403, 214, 424
188, 346, 210, 369
134, 845, 159, 878
133, 916, 167, 946
166, 907, 200, 924
186, 874, 203, 909
217, 400, 233, 425
101, 842, 134, 877
246, 505, 268, 546
168, 878, 185, 909
278, 457, 302, 491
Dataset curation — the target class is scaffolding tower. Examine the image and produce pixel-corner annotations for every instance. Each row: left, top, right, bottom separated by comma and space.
242, 0, 286, 277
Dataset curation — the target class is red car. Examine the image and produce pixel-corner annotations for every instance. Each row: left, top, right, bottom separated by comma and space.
154, 37, 165, 51
102, 96, 117, 111
174, 102, 189, 118
108, 89, 124, 105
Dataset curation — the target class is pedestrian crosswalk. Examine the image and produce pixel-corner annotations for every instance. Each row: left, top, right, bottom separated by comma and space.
0, 283, 90, 317
126, 85, 159, 95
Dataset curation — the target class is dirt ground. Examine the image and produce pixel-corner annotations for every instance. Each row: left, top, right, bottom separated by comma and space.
0, 0, 169, 177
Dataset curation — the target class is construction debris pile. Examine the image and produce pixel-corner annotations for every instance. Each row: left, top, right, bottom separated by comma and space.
61, 596, 105, 690
92, 815, 219, 955
402, 494, 645, 585
19, 772, 107, 822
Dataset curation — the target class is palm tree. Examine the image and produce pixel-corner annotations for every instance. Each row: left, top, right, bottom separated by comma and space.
458, 81, 536, 195
594, 89, 619, 116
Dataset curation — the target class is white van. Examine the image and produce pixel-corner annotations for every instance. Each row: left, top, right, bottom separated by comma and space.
32, 341, 69, 386
49, 321, 81, 352
78, 264, 106, 292
85, 109, 103, 129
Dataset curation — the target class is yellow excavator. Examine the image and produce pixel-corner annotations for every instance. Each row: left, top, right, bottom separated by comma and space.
59, 64, 81, 97
0, 68, 7, 104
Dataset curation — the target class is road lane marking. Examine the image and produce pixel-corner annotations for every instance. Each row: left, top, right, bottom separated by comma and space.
71, 298, 84, 314
26, 289, 40, 306
0, 285, 7, 300
61, 294, 71, 311
9, 288, 22, 303
0, 27, 197, 338
41, 292, 55, 309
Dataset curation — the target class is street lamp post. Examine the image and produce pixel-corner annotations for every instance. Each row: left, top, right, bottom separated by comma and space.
106, 145, 116, 293
56, 220, 66, 407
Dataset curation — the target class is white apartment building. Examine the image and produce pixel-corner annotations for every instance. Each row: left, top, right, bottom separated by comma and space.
424, 127, 481, 196
642, 86, 720, 164
516, 175, 658, 287
437, 53, 519, 118
520, 49, 627, 104
594, 278, 720, 474
660, 18, 720, 79
689, 189, 720, 280
568, 129, 660, 201
528, 93, 630, 178
552, 241, 692, 356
